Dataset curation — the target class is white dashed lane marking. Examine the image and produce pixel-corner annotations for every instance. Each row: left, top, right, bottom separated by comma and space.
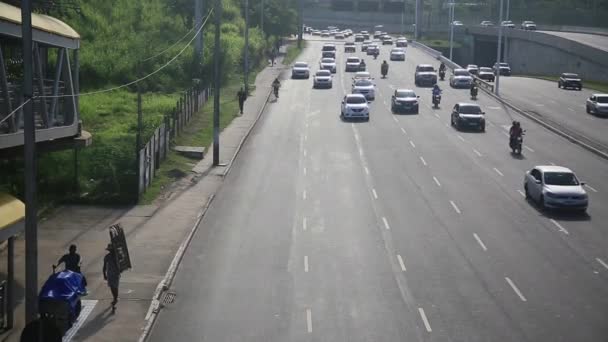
306, 309, 312, 333
410, 140, 416, 148
304, 256, 309, 272
418, 308, 432, 332
505, 277, 527, 302
433, 176, 441, 187
473, 149, 482, 157
493, 168, 504, 177
585, 184, 598, 193
597, 258, 608, 270
550, 219, 569, 235
474, 233, 488, 251
419, 156, 427, 166
397, 254, 407, 271
372, 188, 378, 199
450, 200, 461, 214
382, 217, 391, 230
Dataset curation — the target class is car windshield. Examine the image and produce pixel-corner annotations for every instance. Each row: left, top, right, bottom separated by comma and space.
418, 66, 434, 72
544, 172, 579, 186
467, 65, 478, 69
294, 63, 308, 68
346, 96, 366, 104
499, 63, 509, 67
322, 45, 335, 51
347, 58, 360, 63
455, 70, 470, 76
316, 71, 330, 76
596, 96, 608, 103
480, 67, 492, 72
322, 58, 334, 63
459, 105, 483, 114
563, 73, 579, 78
392, 49, 404, 53
396, 91, 416, 98
355, 80, 373, 87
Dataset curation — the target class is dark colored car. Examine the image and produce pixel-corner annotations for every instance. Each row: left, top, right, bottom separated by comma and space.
558, 73, 582, 90
451, 103, 486, 132
391, 89, 419, 114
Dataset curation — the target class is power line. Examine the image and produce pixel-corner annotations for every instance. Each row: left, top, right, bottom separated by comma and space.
142, 21, 202, 62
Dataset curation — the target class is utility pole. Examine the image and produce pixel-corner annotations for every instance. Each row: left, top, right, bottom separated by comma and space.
244, 0, 249, 94
213, 0, 221, 166
503, 0, 510, 63
495, 0, 504, 96
414, 0, 421, 40
449, 0, 455, 61
22, 0, 38, 323
260, 0, 264, 34
136, 82, 143, 199
297, 0, 303, 48
195, 0, 202, 59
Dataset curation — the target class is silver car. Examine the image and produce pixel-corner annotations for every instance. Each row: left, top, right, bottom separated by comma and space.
390, 48, 406, 61
450, 69, 474, 88
345, 57, 362, 72
586, 94, 608, 116
524, 166, 588, 212
319, 57, 337, 73
352, 79, 375, 100
291, 62, 310, 79
341, 94, 370, 121
313, 70, 333, 88
415, 64, 438, 87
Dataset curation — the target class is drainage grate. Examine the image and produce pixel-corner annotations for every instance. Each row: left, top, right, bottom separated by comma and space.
162, 292, 176, 305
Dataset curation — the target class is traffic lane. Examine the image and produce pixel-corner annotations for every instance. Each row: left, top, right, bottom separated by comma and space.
148, 43, 323, 342
498, 77, 608, 149
368, 75, 608, 341
284, 40, 425, 341
539, 30, 608, 52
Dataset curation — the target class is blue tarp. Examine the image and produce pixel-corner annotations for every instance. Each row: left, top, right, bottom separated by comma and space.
39, 271, 86, 301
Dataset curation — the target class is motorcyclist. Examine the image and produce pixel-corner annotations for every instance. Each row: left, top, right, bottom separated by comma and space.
439, 62, 446, 72
509, 121, 523, 147
439, 63, 446, 80
432, 84, 442, 97
360, 59, 366, 70
381, 60, 389, 78
470, 82, 479, 98
272, 77, 281, 98
373, 49, 379, 59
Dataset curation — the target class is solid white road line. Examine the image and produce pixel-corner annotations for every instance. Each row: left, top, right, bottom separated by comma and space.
372, 188, 378, 199
401, 127, 407, 134
568, 108, 575, 112
450, 200, 461, 214
382, 217, 391, 230
517, 190, 526, 197
354, 132, 360, 141
434, 113, 440, 118
493, 168, 504, 177
457, 135, 465, 142
473, 149, 482, 157
304, 134, 308, 141
304, 256, 309, 272
433, 176, 441, 187
410, 140, 416, 148
596, 258, 608, 270
303, 217, 307, 231
359, 147, 364, 157
585, 184, 598, 193
418, 308, 432, 332
524, 146, 535, 152
303, 149, 307, 157
473, 233, 488, 251
419, 156, 427, 166
550, 219, 569, 235
397, 254, 407, 271
303, 190, 307, 200
306, 308, 312, 333
505, 277, 527, 302
487, 121, 495, 127
364, 166, 370, 175
393, 116, 399, 122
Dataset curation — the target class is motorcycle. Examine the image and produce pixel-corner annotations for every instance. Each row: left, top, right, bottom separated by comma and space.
38, 266, 87, 335
470, 86, 478, 100
510, 132, 525, 155
439, 69, 446, 81
432, 94, 441, 108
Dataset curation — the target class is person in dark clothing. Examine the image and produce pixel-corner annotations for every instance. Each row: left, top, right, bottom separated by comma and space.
103, 244, 121, 311
56, 244, 81, 273
237, 87, 247, 114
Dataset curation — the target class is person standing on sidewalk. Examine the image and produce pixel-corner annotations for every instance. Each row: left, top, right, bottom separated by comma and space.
103, 243, 120, 311
237, 87, 247, 114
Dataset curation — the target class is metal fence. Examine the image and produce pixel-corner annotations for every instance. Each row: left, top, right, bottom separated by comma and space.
138, 86, 211, 195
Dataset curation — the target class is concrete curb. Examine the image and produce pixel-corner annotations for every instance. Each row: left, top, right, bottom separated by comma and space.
412, 44, 608, 161
138, 193, 215, 342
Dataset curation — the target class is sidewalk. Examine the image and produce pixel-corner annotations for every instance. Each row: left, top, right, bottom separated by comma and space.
0, 48, 288, 342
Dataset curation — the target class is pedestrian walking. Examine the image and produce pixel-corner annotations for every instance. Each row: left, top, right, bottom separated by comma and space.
270, 51, 276, 66
103, 243, 120, 312
237, 87, 247, 114
55, 244, 81, 273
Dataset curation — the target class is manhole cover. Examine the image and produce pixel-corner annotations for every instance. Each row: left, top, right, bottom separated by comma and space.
162, 292, 176, 304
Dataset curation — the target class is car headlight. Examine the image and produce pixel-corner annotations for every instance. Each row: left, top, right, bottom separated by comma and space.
544, 191, 557, 198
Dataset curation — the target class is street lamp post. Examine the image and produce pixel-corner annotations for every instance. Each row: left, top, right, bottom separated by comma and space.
495, 0, 504, 95
504, 0, 510, 63
448, 0, 455, 61
244, 0, 249, 94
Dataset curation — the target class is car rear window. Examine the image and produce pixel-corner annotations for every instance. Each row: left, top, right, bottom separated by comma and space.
347, 57, 360, 63
596, 96, 608, 103
392, 49, 404, 53
316, 70, 331, 76
544, 172, 579, 186
454, 70, 470, 76
563, 73, 579, 78
322, 45, 336, 51
459, 105, 483, 114
355, 80, 373, 87
347, 96, 367, 104
294, 62, 308, 68
417, 66, 435, 72
396, 91, 416, 98
480, 68, 492, 72
322, 58, 335, 63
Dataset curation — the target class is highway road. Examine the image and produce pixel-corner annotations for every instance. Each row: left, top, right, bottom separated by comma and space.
497, 76, 608, 151
148, 38, 608, 342
539, 30, 608, 52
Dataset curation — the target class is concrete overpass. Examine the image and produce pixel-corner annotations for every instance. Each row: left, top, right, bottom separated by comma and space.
462, 27, 608, 83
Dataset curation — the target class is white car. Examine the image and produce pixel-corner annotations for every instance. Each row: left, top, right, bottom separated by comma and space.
335, 33, 345, 39
396, 38, 408, 47
341, 94, 370, 121
524, 166, 588, 212
319, 57, 337, 73
353, 71, 372, 82
352, 79, 375, 100
344, 42, 356, 53
345, 57, 362, 72
521, 21, 537, 30
586, 94, 608, 116
501, 20, 515, 28
452, 21, 464, 26
480, 21, 494, 26
291, 62, 310, 79
414, 64, 437, 86
366, 44, 379, 55
313, 70, 333, 88
390, 48, 406, 61
361, 40, 372, 51
450, 69, 474, 88
466, 64, 479, 75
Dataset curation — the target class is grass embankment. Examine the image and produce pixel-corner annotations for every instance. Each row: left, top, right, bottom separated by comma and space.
519, 75, 608, 93
283, 41, 308, 65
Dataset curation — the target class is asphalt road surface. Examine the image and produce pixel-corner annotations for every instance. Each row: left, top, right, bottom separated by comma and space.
539, 30, 608, 52
497, 76, 608, 151
149, 38, 608, 342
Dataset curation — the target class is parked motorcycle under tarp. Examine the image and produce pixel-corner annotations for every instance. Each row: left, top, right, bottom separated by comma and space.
39, 270, 86, 335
